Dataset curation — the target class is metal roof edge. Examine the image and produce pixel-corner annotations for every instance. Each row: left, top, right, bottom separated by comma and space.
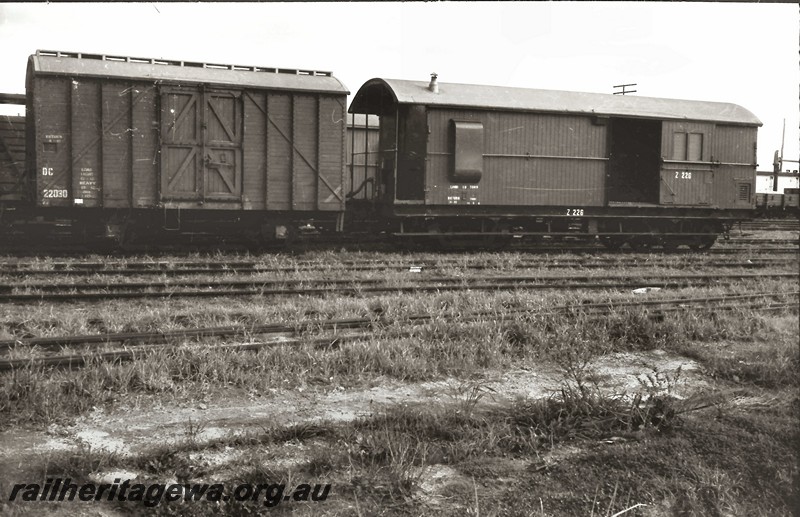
362, 78, 761, 126
29, 51, 349, 95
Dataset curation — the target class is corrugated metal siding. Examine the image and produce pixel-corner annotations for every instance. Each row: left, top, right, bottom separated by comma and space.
425, 109, 607, 207
35, 76, 71, 207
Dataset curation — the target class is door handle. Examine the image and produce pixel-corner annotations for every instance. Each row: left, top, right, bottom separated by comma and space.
204, 154, 232, 168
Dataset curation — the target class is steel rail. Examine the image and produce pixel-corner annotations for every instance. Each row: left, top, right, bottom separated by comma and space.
0, 273, 796, 302
1, 293, 796, 371
2, 291, 796, 353
0, 257, 796, 277
0, 334, 370, 372
4, 272, 796, 291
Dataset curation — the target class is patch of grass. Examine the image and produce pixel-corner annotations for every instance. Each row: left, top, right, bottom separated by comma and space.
518, 395, 799, 517
672, 314, 799, 388
3, 298, 793, 427
329, 391, 798, 515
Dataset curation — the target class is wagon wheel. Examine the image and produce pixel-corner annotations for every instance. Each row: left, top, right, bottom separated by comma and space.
117, 224, 137, 252
660, 240, 679, 252
629, 237, 655, 252
659, 237, 680, 252
688, 224, 717, 251
484, 222, 512, 250
426, 221, 452, 250
600, 235, 626, 250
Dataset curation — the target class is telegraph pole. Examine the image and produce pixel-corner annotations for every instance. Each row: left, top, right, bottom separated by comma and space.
772, 119, 799, 192
613, 83, 637, 95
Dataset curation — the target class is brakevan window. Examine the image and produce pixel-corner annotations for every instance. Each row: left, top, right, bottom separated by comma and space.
449, 120, 484, 183
672, 132, 703, 161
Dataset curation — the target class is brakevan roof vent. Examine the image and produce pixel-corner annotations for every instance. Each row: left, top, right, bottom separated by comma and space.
428, 73, 439, 94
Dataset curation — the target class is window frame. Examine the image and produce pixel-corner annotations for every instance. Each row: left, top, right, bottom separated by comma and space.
671, 131, 705, 162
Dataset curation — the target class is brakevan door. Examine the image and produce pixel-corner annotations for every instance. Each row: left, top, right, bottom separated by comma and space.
659, 166, 712, 205
659, 123, 713, 206
160, 87, 242, 203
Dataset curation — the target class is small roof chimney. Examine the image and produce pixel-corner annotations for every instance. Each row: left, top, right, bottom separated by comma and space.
428, 73, 438, 94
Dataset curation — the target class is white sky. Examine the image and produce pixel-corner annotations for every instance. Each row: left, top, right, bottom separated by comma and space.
0, 2, 797, 176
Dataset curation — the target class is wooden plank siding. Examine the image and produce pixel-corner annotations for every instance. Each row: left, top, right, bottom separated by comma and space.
660, 121, 756, 209
101, 81, 132, 208
319, 97, 347, 207
711, 125, 757, 209
70, 80, 102, 207
266, 93, 292, 210
425, 109, 607, 207
242, 91, 266, 210
292, 95, 318, 211
0, 115, 28, 201
131, 85, 158, 207
34, 76, 71, 207
31, 73, 345, 214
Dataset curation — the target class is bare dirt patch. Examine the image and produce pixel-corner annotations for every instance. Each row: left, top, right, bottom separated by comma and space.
0, 350, 702, 478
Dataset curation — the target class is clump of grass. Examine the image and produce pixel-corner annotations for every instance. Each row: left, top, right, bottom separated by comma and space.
674, 331, 799, 389
36, 442, 124, 484
512, 386, 680, 445
347, 424, 430, 500
602, 310, 679, 351
661, 311, 799, 387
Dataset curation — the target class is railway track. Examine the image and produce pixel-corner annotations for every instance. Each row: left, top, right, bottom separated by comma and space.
739, 219, 800, 232
0, 246, 796, 276
0, 272, 795, 302
2, 290, 796, 371
722, 238, 798, 245
0, 256, 796, 277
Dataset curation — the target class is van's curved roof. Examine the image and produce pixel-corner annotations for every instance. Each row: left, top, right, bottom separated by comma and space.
350, 78, 761, 126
